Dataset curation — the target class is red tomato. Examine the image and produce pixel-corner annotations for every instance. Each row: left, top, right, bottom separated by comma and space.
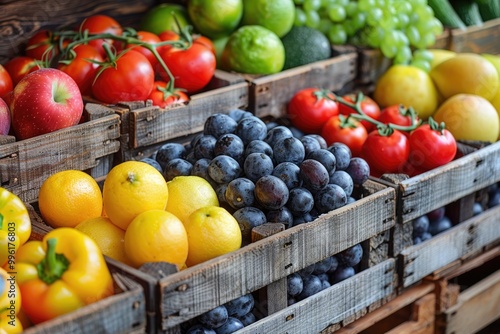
79, 15, 123, 56
115, 31, 161, 68
57, 44, 103, 96
320, 115, 368, 157
288, 88, 339, 134
362, 129, 410, 174
157, 42, 216, 93
148, 81, 189, 108
338, 94, 381, 133
3, 56, 41, 85
0, 65, 13, 97
378, 104, 420, 137
25, 30, 60, 62
91, 50, 155, 104
194, 35, 216, 56
408, 122, 457, 171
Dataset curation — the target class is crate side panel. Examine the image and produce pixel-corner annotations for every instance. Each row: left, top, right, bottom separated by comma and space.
449, 18, 500, 54
399, 142, 500, 223
157, 185, 395, 328
238, 260, 396, 333
400, 205, 500, 288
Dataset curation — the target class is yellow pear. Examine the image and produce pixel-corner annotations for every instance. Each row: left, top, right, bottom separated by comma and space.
430, 53, 499, 101
428, 49, 456, 70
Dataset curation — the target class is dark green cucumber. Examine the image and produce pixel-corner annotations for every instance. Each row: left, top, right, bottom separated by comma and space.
475, 0, 500, 21
428, 0, 466, 29
451, 0, 484, 26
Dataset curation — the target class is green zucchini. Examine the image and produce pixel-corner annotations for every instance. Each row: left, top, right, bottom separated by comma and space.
428, 0, 466, 29
475, 0, 500, 21
451, 0, 484, 26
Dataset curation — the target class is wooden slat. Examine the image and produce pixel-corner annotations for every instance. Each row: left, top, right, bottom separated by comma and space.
237, 259, 396, 333
399, 205, 500, 288
449, 17, 500, 54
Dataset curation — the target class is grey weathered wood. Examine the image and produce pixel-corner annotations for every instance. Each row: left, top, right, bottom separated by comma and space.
399, 205, 500, 288
236, 260, 396, 334
449, 17, 500, 54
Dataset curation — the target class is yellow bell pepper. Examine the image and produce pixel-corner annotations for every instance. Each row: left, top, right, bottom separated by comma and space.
0, 188, 31, 267
16, 228, 114, 324
0, 267, 22, 333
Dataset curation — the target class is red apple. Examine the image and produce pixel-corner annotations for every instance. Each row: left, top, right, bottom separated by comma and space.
0, 97, 10, 135
10, 68, 84, 140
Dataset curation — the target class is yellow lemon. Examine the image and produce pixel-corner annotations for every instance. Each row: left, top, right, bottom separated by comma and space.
38, 170, 102, 228
103, 161, 169, 230
165, 175, 219, 225
124, 209, 188, 268
184, 206, 242, 267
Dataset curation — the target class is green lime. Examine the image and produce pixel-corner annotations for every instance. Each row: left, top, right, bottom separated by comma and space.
187, 0, 243, 39
140, 4, 191, 35
212, 35, 230, 66
240, 0, 295, 37
281, 26, 332, 70
221, 25, 285, 75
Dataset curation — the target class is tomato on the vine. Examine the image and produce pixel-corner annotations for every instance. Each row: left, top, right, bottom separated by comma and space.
148, 81, 189, 108
58, 44, 103, 96
320, 114, 368, 157
25, 30, 61, 62
115, 31, 161, 68
408, 119, 457, 171
0, 65, 13, 98
362, 129, 410, 174
288, 88, 339, 134
78, 14, 123, 57
3, 56, 41, 85
338, 94, 381, 132
92, 49, 155, 104
378, 104, 420, 137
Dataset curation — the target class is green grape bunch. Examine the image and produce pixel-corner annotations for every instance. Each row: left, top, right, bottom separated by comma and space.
293, 0, 444, 71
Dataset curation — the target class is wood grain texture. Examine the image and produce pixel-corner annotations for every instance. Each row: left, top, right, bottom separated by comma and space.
449, 17, 500, 54
399, 205, 500, 288
0, 0, 155, 64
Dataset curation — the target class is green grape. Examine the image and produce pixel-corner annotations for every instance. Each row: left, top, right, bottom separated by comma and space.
380, 41, 398, 59
406, 26, 420, 47
394, 45, 412, 64
358, 0, 376, 12
294, 0, 305, 4
328, 24, 347, 45
345, 2, 358, 17
410, 59, 431, 73
367, 8, 383, 26
429, 17, 444, 36
421, 33, 436, 48
363, 26, 385, 48
343, 19, 357, 37
396, 13, 410, 29
328, 5, 347, 22
412, 49, 434, 62
412, 0, 428, 6
303, 0, 322, 12
294, 8, 307, 26
305, 9, 321, 28
318, 18, 333, 34
414, 5, 434, 20
394, 1, 412, 14
351, 12, 367, 30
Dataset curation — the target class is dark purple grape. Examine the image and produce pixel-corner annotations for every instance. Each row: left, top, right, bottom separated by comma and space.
208, 155, 241, 184
266, 206, 294, 228
224, 294, 255, 318
214, 317, 244, 334
243, 153, 274, 183
297, 275, 323, 301
186, 324, 216, 334
288, 297, 296, 306
313, 183, 347, 214
236, 312, 256, 327
307, 149, 337, 174
286, 187, 314, 216
329, 266, 355, 284
235, 116, 267, 145
272, 162, 301, 190
316, 273, 329, 282
289, 125, 305, 138
214, 134, 245, 162
215, 183, 229, 208
347, 196, 356, 204
300, 135, 322, 156
298, 263, 316, 278
204, 113, 238, 138
328, 142, 352, 171
244, 140, 273, 159
329, 170, 354, 197
266, 121, 280, 132
321, 279, 331, 291
194, 135, 217, 160
198, 306, 229, 329
264, 125, 294, 147
233, 207, 267, 245
421, 232, 432, 242
327, 256, 339, 274
163, 158, 193, 181
192, 158, 211, 179
155, 142, 187, 169
313, 256, 334, 275
225, 178, 255, 209
309, 134, 328, 149
254, 175, 289, 210
337, 244, 363, 267
299, 159, 330, 192
186, 151, 197, 164
287, 273, 304, 297
140, 157, 163, 173
345, 157, 370, 185
412, 215, 430, 237
292, 211, 315, 226
488, 190, 500, 208
428, 216, 452, 236
427, 207, 446, 222
273, 136, 306, 165
473, 202, 484, 216
228, 109, 253, 122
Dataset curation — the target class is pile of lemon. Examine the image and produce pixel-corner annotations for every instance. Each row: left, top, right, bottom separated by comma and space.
38, 161, 242, 269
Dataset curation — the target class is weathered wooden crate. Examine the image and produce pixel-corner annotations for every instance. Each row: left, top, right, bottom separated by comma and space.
0, 0, 155, 64
375, 141, 500, 257
424, 246, 500, 334
0, 103, 120, 204
448, 17, 500, 54
238, 52, 358, 119
329, 281, 436, 334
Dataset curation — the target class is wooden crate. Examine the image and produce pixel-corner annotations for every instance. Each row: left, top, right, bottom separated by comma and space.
0, 103, 120, 204
0, 0, 155, 64
328, 282, 436, 334
241, 53, 358, 119
425, 246, 500, 334
448, 17, 500, 54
